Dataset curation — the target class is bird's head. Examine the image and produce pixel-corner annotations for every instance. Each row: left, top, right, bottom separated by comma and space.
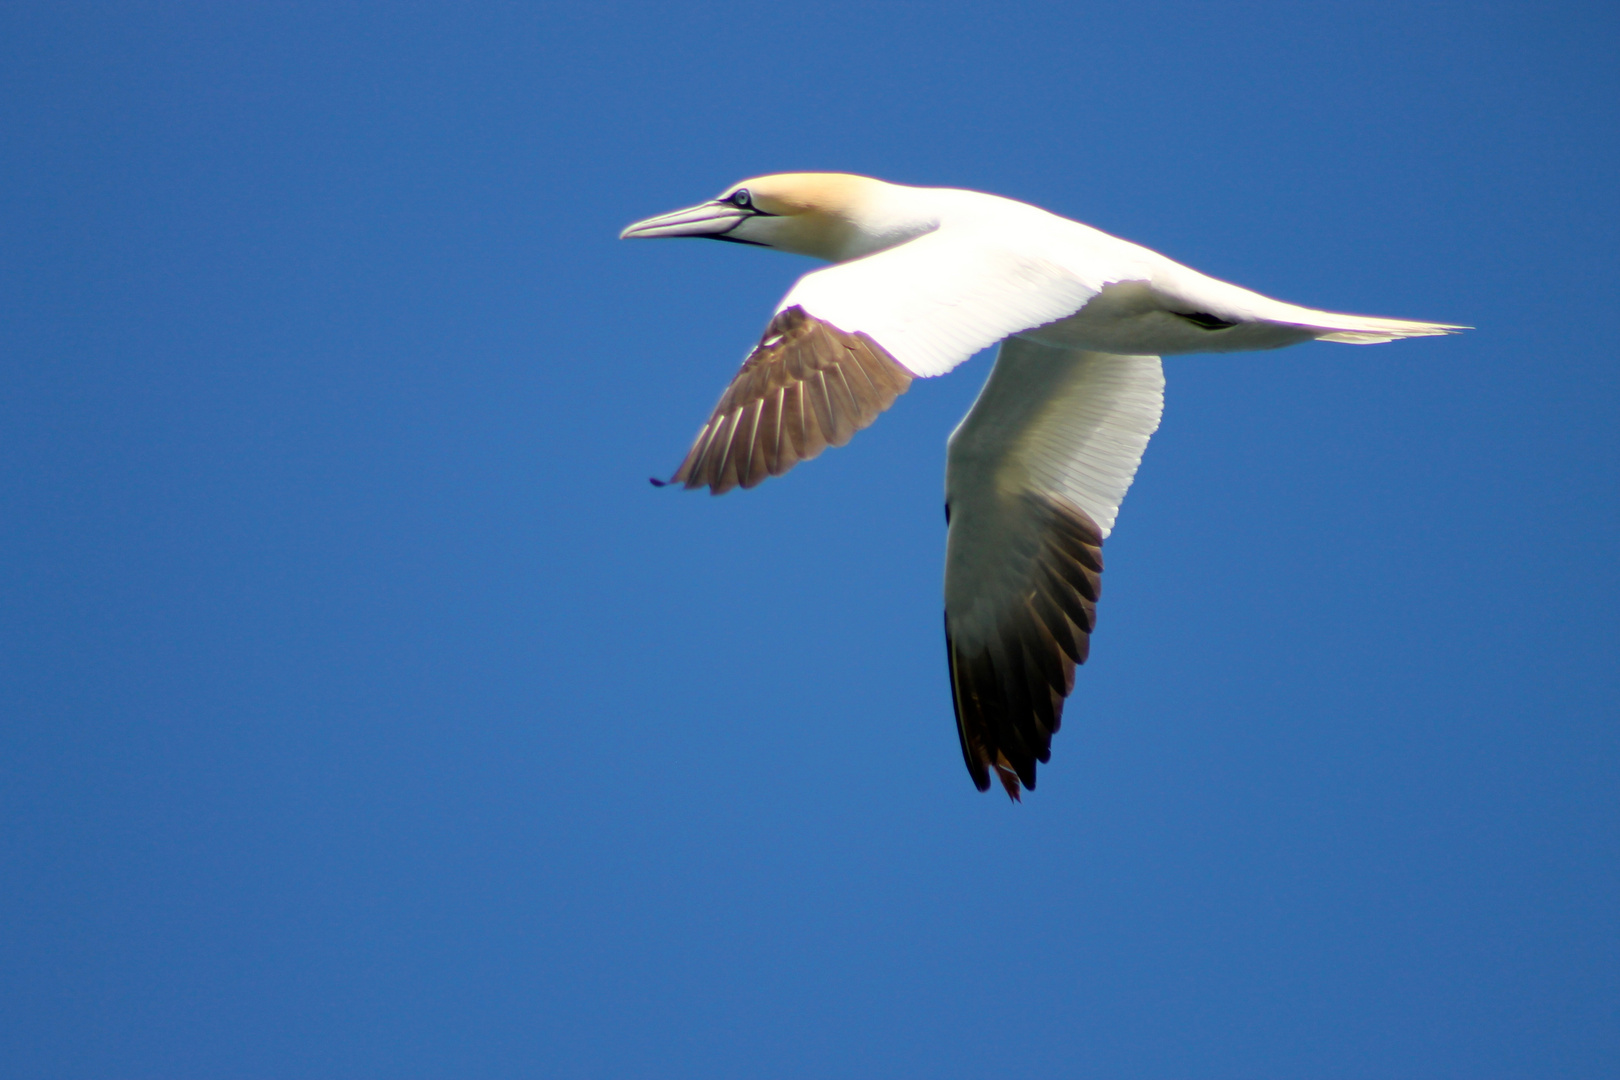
619, 173, 936, 262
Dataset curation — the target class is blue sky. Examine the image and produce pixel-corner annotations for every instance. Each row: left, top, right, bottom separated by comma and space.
2, 2, 1616, 1077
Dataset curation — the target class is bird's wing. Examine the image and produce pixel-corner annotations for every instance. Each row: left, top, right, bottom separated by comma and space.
943, 338, 1164, 798
666, 229, 1099, 493
665, 305, 914, 493
780, 228, 1101, 377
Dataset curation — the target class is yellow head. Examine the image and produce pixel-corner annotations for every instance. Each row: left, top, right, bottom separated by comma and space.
621, 173, 932, 262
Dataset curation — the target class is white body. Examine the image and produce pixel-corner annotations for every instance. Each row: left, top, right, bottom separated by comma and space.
775, 183, 1455, 380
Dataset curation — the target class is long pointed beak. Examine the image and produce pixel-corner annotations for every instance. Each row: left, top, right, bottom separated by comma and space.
620, 200, 749, 240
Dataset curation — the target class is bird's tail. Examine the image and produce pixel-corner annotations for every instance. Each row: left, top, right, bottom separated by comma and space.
1299, 312, 1469, 345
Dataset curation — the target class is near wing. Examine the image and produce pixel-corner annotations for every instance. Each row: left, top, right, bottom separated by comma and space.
943, 339, 1164, 798
665, 229, 1100, 493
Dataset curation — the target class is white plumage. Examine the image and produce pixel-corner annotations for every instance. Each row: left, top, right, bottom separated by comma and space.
623, 172, 1462, 798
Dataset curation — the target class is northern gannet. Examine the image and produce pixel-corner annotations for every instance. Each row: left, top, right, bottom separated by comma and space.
622, 173, 1462, 799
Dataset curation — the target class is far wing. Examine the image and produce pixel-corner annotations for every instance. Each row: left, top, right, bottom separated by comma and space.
943, 338, 1164, 798
666, 305, 913, 493
664, 229, 1101, 493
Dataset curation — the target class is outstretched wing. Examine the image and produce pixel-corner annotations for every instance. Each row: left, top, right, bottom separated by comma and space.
665, 228, 1101, 493
666, 306, 913, 493
943, 338, 1164, 798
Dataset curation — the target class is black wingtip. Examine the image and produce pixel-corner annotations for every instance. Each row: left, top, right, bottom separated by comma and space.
995, 766, 1024, 802
648, 476, 669, 487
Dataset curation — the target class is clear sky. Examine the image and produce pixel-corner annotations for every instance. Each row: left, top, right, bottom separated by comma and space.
2, 2, 1616, 1077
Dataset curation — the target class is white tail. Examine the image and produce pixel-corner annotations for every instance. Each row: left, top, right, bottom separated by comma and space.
1309, 314, 1470, 344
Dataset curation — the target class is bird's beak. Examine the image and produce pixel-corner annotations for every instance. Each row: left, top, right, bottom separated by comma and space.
619, 200, 750, 240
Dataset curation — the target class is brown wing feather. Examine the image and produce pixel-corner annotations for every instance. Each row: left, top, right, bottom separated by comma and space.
668, 306, 914, 494
947, 493, 1104, 800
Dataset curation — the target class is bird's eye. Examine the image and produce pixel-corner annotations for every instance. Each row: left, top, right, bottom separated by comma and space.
729, 189, 752, 208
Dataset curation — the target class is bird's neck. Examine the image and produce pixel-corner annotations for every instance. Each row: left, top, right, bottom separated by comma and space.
773, 185, 942, 263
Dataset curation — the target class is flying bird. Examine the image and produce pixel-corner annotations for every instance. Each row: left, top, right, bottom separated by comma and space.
621, 173, 1462, 799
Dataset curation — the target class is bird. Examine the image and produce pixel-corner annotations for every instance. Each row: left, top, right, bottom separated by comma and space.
621, 173, 1462, 800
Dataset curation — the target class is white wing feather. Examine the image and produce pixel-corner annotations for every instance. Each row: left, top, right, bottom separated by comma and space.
944, 340, 1163, 640
778, 228, 1100, 378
